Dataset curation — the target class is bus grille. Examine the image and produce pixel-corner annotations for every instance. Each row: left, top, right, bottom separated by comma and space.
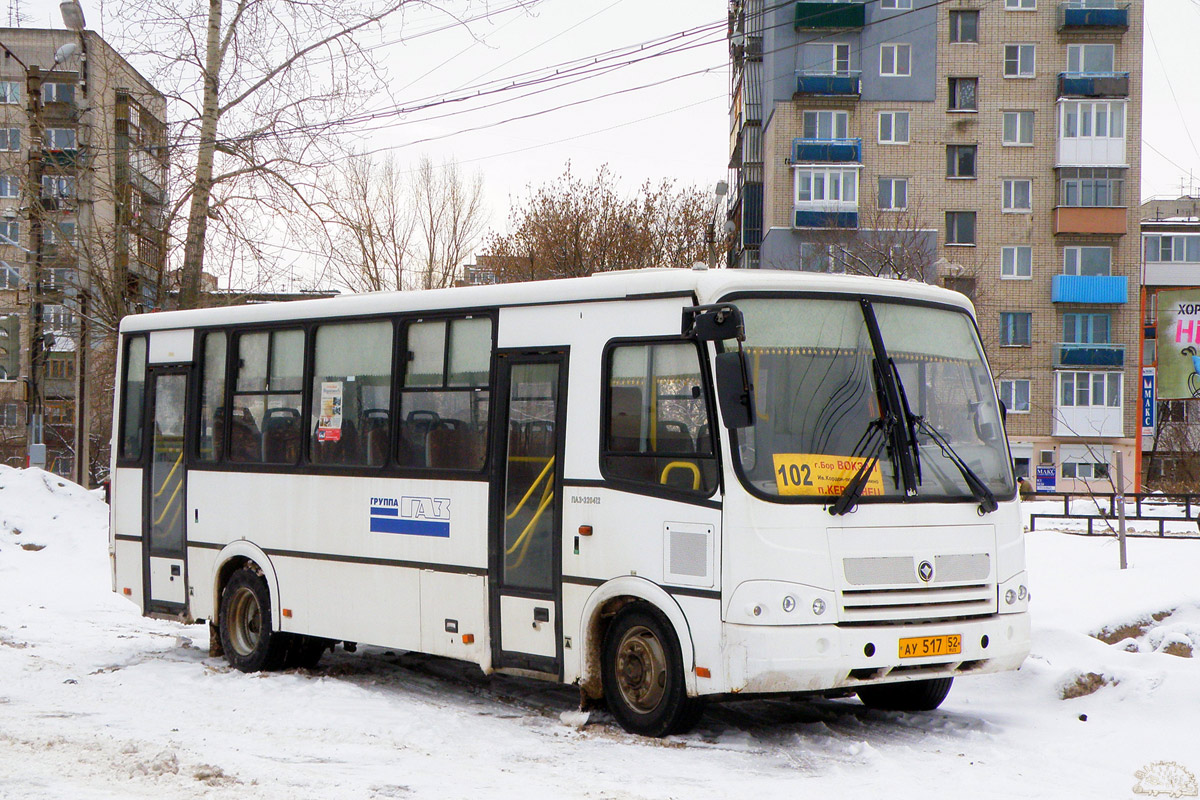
838, 583, 996, 624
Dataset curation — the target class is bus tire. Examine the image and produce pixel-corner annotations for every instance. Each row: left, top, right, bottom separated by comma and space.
856, 677, 953, 712
219, 567, 288, 672
602, 604, 700, 737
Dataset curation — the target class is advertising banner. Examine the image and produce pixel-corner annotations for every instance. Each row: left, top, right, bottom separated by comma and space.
1155, 289, 1200, 400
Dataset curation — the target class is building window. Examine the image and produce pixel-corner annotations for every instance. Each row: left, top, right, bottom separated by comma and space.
810, 43, 851, 75
803, 110, 849, 140
1003, 111, 1034, 145
946, 145, 977, 178
1058, 371, 1121, 409
1005, 0, 1035, 8
880, 44, 911, 77
0, 128, 18, 151
0, 221, 18, 247
878, 111, 909, 144
1002, 246, 1032, 279
1058, 167, 1124, 207
949, 10, 978, 43
45, 398, 73, 425
1146, 234, 1200, 263
43, 129, 76, 150
46, 355, 75, 380
1067, 43, 1114, 74
1000, 312, 1032, 346
43, 303, 74, 334
1063, 313, 1110, 344
0, 402, 19, 427
42, 82, 75, 104
880, 0, 913, 8
1003, 179, 1033, 213
43, 221, 76, 246
0, 260, 18, 289
948, 77, 977, 111
1063, 246, 1112, 276
946, 211, 976, 245
1004, 44, 1035, 78
0, 175, 18, 199
878, 177, 908, 210
999, 379, 1031, 412
795, 167, 859, 210
1061, 459, 1109, 480
41, 175, 75, 200
0, 82, 19, 104
1060, 101, 1125, 140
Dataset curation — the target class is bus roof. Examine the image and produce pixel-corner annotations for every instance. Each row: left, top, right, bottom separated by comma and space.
119, 268, 975, 333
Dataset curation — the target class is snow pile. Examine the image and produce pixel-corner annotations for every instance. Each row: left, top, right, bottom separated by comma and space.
1, 467, 1198, 799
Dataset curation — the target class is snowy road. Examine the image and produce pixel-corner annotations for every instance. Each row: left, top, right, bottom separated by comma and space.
1, 467, 1198, 799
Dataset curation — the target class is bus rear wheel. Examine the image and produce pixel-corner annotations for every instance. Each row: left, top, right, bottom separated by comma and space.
856, 677, 953, 711
219, 567, 288, 672
601, 604, 701, 737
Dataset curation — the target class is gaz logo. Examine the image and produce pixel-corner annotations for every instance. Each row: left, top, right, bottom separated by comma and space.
917, 560, 934, 583
370, 496, 450, 538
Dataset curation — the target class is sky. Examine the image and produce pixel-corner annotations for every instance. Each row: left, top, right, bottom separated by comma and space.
21, 0, 1200, 273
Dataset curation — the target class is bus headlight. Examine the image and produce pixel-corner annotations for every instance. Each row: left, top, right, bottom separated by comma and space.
782, 595, 796, 613
812, 598, 826, 616
997, 572, 1030, 614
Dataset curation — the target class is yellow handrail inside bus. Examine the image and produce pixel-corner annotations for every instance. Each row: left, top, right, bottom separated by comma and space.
152, 450, 183, 499
505, 482, 555, 568
505, 456, 555, 521
660, 461, 701, 491
152, 474, 183, 527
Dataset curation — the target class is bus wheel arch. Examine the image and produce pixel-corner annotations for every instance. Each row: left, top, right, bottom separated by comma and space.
211, 542, 282, 633
578, 578, 696, 703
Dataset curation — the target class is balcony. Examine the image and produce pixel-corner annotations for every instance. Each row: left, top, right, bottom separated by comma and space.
1053, 206, 1126, 235
795, 71, 861, 97
1058, 72, 1129, 98
1051, 274, 1128, 303
792, 137, 862, 163
795, 1, 865, 29
1057, 2, 1129, 31
1056, 342, 1125, 368
794, 210, 857, 229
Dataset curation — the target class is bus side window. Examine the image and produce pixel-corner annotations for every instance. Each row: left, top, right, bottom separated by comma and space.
197, 331, 226, 462
229, 328, 304, 465
309, 319, 392, 467
118, 335, 148, 461
398, 316, 491, 471
602, 341, 718, 495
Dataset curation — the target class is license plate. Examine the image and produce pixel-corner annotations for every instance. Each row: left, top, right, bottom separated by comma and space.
898, 634, 962, 659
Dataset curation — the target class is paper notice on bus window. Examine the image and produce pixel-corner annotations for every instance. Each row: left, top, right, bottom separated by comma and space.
317, 381, 343, 443
772, 453, 884, 497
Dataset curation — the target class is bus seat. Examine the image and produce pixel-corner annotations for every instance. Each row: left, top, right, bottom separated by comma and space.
609, 386, 642, 452
363, 409, 391, 467
263, 407, 301, 463
229, 407, 261, 462
658, 420, 694, 454
428, 424, 484, 469
313, 419, 359, 465
399, 410, 441, 468
695, 423, 712, 455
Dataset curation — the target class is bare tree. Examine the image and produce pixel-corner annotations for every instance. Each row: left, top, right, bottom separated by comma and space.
108, 0, 499, 306
311, 154, 485, 292
481, 164, 713, 281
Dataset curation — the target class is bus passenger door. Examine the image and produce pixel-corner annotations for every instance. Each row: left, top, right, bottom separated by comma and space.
142, 368, 189, 616
489, 351, 567, 676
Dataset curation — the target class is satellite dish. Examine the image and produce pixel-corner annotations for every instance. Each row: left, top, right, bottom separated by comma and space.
53, 43, 79, 64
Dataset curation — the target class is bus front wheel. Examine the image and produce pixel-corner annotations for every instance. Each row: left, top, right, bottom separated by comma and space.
856, 677, 953, 711
219, 567, 288, 672
601, 604, 702, 737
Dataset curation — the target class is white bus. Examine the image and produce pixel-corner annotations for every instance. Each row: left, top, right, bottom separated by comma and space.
109, 268, 1029, 736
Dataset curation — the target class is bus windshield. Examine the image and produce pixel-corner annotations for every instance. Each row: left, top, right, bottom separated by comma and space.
730, 295, 1014, 503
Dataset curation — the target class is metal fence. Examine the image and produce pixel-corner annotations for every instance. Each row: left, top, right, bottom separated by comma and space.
1027, 492, 1200, 539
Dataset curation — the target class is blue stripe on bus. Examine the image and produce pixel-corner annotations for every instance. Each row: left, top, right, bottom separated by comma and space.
369, 506, 399, 517
370, 517, 450, 538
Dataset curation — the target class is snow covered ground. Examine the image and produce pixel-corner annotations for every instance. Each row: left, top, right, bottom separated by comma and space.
1, 466, 1198, 799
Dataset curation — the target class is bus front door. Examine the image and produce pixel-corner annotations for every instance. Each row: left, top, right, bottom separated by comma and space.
142, 368, 189, 616
490, 352, 567, 676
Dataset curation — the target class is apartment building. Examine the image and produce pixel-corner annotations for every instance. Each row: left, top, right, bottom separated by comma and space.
0, 28, 167, 478
727, 0, 1142, 491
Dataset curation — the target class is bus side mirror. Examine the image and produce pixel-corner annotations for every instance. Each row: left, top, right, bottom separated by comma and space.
715, 351, 754, 429
682, 304, 745, 342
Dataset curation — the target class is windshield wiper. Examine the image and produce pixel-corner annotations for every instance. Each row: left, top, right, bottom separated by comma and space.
888, 359, 922, 486
911, 416, 999, 515
830, 415, 891, 517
